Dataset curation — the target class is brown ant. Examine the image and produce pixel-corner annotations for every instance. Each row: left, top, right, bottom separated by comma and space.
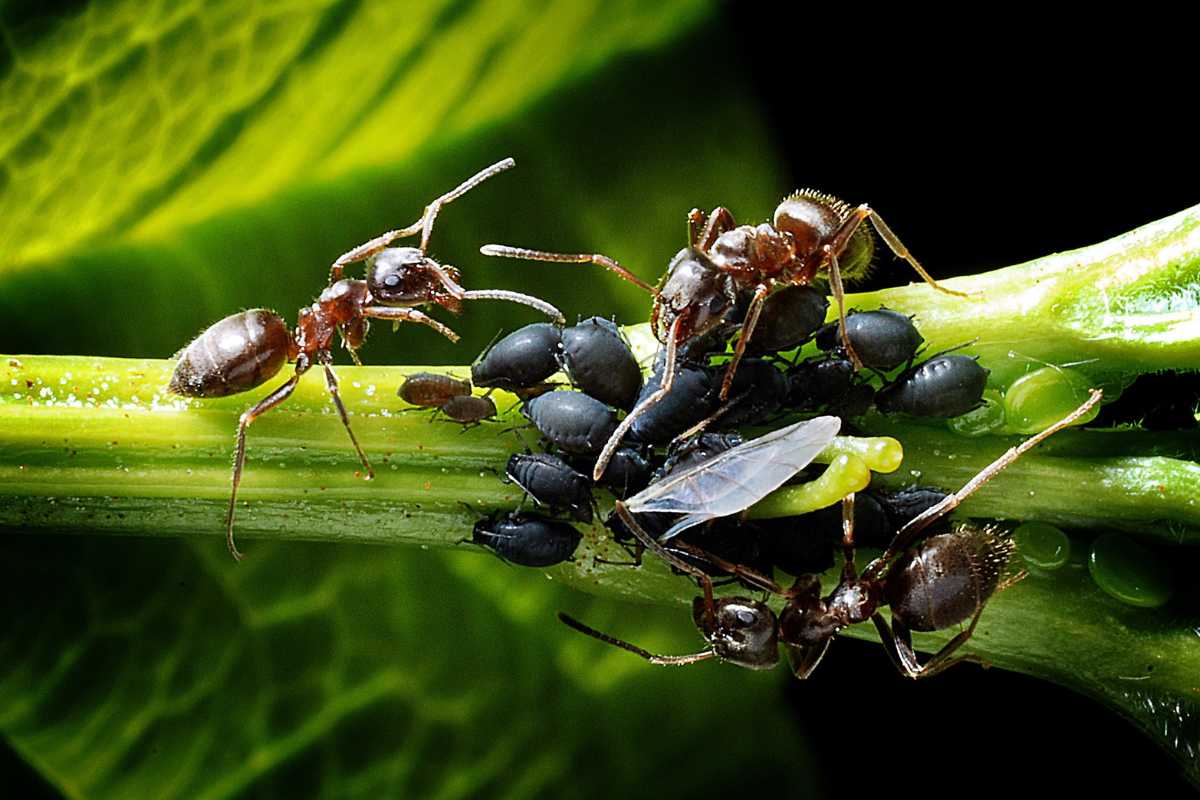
170, 159, 562, 560
560, 389, 1101, 679
483, 192, 967, 481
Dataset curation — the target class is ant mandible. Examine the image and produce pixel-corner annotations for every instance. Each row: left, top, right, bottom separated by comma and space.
560, 389, 1102, 679
170, 159, 562, 560
482, 191, 968, 481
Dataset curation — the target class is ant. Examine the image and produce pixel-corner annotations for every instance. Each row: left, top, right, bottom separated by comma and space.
560, 389, 1102, 679
483, 191, 967, 481
170, 159, 562, 560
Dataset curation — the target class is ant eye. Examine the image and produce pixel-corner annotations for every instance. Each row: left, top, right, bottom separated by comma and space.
735, 608, 757, 625
385, 274, 401, 287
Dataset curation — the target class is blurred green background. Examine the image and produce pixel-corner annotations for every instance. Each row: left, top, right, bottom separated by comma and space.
2, 1, 1199, 796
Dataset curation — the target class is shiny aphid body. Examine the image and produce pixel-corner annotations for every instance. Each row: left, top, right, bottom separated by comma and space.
471, 323, 563, 392
397, 372, 472, 408
506, 453, 595, 523
561, 391, 1103, 680
484, 189, 966, 482
169, 158, 562, 561
815, 309, 924, 371
558, 317, 643, 411
523, 390, 618, 454
472, 511, 582, 567
876, 354, 990, 418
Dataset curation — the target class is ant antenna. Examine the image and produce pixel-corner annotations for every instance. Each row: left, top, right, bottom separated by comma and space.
557, 613, 715, 666
479, 245, 659, 295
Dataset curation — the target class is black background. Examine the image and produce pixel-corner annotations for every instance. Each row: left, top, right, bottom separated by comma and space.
727, 6, 1200, 794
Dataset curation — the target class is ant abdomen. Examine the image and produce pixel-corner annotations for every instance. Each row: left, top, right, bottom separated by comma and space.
773, 191, 874, 280
886, 526, 1014, 632
170, 309, 293, 398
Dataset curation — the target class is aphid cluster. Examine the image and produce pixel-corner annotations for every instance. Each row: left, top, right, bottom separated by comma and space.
168, 161, 1105, 684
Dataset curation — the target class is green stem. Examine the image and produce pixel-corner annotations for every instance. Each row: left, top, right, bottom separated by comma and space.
4, 203, 1200, 782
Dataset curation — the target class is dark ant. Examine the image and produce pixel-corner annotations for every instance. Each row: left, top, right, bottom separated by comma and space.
561, 390, 1101, 679
483, 191, 966, 480
170, 159, 560, 561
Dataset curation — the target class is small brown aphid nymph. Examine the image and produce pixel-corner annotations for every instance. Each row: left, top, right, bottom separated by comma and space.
398, 372, 473, 408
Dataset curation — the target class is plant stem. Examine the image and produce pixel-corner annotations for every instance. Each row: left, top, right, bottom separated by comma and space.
3, 203, 1200, 782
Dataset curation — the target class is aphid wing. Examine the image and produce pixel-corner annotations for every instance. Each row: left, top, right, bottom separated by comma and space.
628, 416, 841, 526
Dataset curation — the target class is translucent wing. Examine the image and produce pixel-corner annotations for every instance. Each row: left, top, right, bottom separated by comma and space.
625, 416, 841, 540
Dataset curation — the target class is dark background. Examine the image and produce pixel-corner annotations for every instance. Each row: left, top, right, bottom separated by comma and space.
730, 8, 1200, 794
4, 4, 1200, 796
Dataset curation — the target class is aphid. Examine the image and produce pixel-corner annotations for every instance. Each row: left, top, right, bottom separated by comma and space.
506, 453, 594, 523
561, 390, 1102, 679
623, 416, 842, 542
327, 158, 563, 336
437, 394, 497, 428
472, 511, 582, 567
784, 356, 857, 410
876, 353, 989, 417
815, 308, 924, 371
483, 192, 963, 480
624, 350, 718, 446
577, 445, 655, 499
523, 390, 618, 454
397, 371, 472, 408
170, 159, 559, 561
744, 284, 829, 355
558, 317, 643, 411
709, 357, 790, 429
471, 323, 563, 392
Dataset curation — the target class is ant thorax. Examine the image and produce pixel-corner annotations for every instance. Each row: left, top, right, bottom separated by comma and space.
708, 222, 797, 281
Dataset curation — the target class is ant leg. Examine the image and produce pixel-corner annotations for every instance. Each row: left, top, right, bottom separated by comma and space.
865, 389, 1103, 579
479, 245, 658, 295
885, 611, 985, 679
671, 541, 789, 596
838, 492, 859, 581
614, 499, 718, 619
557, 612, 716, 666
592, 317, 683, 482
719, 282, 770, 400
328, 158, 516, 281
226, 375, 301, 560
691, 206, 737, 250
822, 245, 864, 370
362, 306, 461, 342
320, 360, 374, 480
786, 639, 833, 679
829, 205, 970, 298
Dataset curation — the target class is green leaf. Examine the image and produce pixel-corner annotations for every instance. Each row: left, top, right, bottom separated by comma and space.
0, 2, 831, 797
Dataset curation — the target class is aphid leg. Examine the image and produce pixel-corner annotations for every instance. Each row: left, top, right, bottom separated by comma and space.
479, 245, 658, 295
362, 306, 461, 342
557, 612, 716, 666
693, 206, 737, 250
836, 204, 972, 299
866, 389, 1103, 579
822, 245, 864, 371
320, 359, 374, 480
460, 289, 565, 325
225, 375, 301, 560
719, 282, 771, 401
592, 318, 683, 482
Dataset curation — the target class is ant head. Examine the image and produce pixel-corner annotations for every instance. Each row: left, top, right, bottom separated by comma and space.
773, 193, 844, 257
693, 597, 779, 670
368, 247, 462, 306
654, 248, 737, 342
